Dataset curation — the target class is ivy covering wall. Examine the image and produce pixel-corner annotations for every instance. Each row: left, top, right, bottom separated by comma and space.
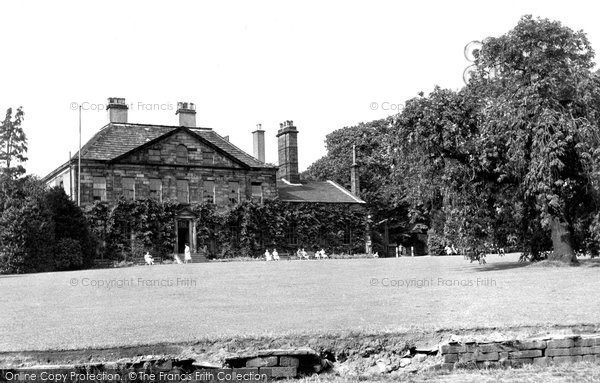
84, 198, 368, 260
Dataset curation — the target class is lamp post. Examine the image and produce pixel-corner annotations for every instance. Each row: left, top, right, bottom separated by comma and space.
78, 104, 81, 207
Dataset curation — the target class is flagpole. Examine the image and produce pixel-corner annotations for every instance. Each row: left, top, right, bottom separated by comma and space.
78, 105, 81, 207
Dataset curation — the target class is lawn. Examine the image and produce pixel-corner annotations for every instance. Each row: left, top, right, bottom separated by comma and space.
0, 253, 599, 352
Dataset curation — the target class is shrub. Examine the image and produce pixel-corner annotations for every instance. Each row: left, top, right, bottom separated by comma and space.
54, 238, 84, 270
426, 229, 446, 256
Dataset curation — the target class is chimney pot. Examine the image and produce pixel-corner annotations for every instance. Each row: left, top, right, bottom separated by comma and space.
176, 101, 197, 127
107, 97, 128, 123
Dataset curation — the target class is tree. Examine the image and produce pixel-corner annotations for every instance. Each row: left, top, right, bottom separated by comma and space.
467, 15, 600, 263
302, 118, 408, 222
0, 107, 27, 178
0, 177, 55, 274
394, 16, 600, 263
45, 187, 96, 269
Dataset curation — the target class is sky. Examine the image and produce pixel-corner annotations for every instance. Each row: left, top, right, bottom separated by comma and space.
1, 0, 599, 178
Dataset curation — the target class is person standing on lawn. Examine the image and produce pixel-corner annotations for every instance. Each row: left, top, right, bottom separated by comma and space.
184, 244, 192, 264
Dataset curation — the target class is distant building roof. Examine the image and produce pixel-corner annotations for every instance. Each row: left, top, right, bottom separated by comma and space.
71, 123, 271, 169
277, 179, 365, 204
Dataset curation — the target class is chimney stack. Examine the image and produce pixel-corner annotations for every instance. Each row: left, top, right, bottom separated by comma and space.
176, 102, 196, 127
276, 120, 299, 183
252, 123, 265, 162
351, 145, 360, 197
107, 97, 128, 123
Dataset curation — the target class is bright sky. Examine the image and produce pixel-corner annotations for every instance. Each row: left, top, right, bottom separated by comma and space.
1, 0, 599, 178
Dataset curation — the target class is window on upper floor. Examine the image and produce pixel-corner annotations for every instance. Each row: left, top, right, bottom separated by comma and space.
176, 144, 188, 164
122, 177, 135, 200
203, 181, 215, 204
177, 179, 189, 203
93, 177, 106, 202
149, 179, 162, 202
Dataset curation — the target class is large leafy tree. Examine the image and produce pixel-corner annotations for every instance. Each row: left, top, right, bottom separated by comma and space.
467, 16, 600, 263
395, 16, 600, 263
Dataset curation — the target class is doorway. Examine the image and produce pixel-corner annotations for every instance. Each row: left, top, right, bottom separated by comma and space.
177, 219, 189, 253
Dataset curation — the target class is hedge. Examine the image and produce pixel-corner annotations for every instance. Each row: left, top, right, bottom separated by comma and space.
85, 198, 368, 260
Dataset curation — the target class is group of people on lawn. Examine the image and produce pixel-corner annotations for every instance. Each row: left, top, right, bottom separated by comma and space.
264, 248, 329, 261
144, 244, 192, 265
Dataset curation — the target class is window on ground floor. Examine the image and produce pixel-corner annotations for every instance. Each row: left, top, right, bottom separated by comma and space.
228, 181, 240, 205
149, 178, 162, 201
251, 182, 263, 203
203, 180, 215, 204
93, 176, 106, 201
288, 224, 298, 246
343, 224, 352, 245
122, 177, 135, 200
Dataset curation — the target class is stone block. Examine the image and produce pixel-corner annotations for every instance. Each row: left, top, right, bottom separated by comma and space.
278, 356, 299, 367
478, 344, 504, 353
512, 358, 533, 365
475, 352, 499, 361
591, 346, 600, 355
574, 338, 596, 347
246, 357, 278, 368
553, 356, 582, 365
570, 347, 587, 356
546, 348, 572, 357
443, 354, 458, 363
532, 357, 549, 367
547, 339, 574, 349
583, 355, 597, 363
499, 352, 509, 359
440, 344, 466, 354
458, 353, 474, 362
440, 363, 454, 371
509, 350, 542, 358
455, 361, 477, 370
512, 340, 547, 350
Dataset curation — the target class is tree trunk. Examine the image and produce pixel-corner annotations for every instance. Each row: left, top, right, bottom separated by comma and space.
548, 216, 578, 264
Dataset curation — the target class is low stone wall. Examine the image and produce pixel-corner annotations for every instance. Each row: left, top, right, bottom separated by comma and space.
439, 335, 600, 370
224, 347, 329, 377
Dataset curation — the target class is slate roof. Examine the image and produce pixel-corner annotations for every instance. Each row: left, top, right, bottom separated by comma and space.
277, 179, 365, 204
70, 123, 270, 169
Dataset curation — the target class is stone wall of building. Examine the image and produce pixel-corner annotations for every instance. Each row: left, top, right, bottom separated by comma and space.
76, 163, 277, 207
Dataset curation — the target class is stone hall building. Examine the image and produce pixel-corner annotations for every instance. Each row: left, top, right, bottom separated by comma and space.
43, 98, 365, 255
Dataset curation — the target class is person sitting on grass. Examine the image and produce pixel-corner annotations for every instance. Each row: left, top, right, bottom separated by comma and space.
264, 249, 272, 261
301, 248, 308, 260
144, 251, 154, 265
272, 249, 280, 261
320, 249, 328, 259
315, 250, 321, 259
445, 245, 453, 256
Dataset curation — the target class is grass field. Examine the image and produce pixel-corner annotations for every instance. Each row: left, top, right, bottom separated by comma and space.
0, 253, 599, 352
